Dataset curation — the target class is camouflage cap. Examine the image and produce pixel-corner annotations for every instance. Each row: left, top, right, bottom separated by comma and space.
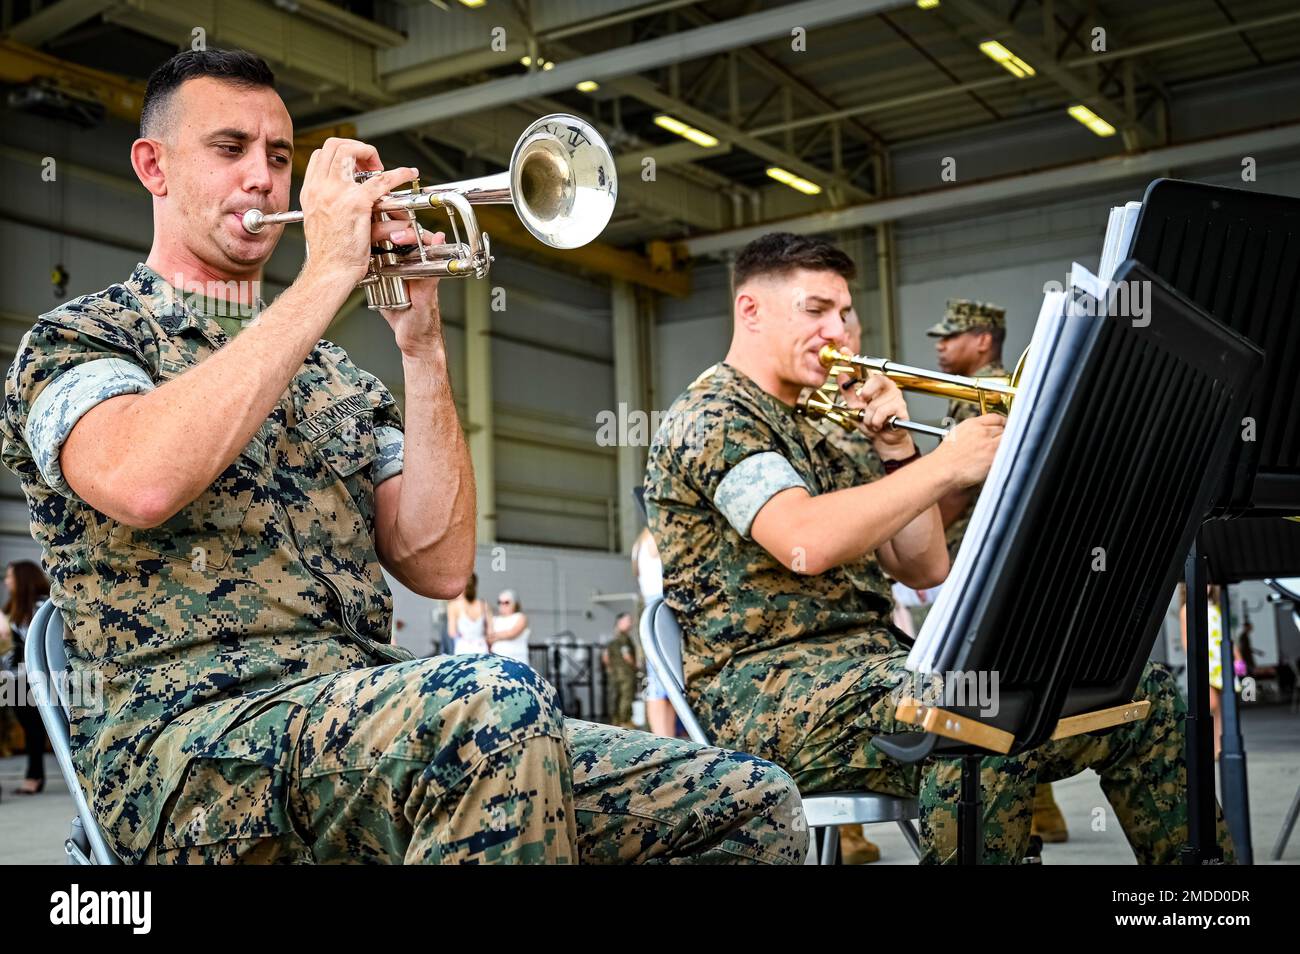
926, 298, 1006, 337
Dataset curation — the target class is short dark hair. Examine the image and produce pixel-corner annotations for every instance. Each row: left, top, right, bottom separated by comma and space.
732, 232, 856, 293
140, 49, 276, 138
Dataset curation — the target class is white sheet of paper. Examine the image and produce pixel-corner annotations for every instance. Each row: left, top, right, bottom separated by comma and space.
1099, 201, 1142, 284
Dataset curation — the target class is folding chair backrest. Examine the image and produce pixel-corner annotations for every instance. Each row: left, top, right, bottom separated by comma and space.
638, 598, 710, 745
25, 600, 120, 865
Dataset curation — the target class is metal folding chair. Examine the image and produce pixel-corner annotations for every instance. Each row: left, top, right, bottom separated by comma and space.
638, 597, 921, 864
23, 599, 120, 865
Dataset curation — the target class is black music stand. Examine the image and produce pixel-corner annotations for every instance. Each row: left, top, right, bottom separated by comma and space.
1129, 178, 1300, 863
1192, 518, 1300, 864
872, 260, 1262, 863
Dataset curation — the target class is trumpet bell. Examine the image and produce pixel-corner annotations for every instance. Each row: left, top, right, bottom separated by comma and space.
510, 114, 617, 249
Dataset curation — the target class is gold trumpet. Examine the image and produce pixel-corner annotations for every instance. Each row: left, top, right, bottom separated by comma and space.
819, 345, 1025, 413
797, 345, 1029, 436
242, 114, 617, 310
797, 384, 949, 439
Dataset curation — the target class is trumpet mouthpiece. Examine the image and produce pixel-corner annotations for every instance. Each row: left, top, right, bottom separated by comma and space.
242, 209, 266, 234
819, 344, 850, 369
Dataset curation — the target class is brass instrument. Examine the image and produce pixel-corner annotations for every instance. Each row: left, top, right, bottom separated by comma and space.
797, 344, 1029, 437
819, 345, 1025, 413
797, 384, 949, 439
242, 114, 617, 310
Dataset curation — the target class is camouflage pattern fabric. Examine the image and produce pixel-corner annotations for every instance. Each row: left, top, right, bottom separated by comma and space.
605, 627, 638, 727
810, 399, 887, 482
925, 298, 1007, 337
2, 266, 807, 865
645, 361, 1233, 863
644, 362, 900, 758
607, 671, 637, 728
140, 654, 806, 864
941, 360, 1007, 562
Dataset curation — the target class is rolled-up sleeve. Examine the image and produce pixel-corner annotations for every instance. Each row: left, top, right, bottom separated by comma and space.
26, 358, 156, 498
2, 302, 156, 503
713, 451, 808, 538
372, 424, 404, 486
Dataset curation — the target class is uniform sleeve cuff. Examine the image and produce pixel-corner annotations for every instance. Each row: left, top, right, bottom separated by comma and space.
372, 425, 404, 485
713, 451, 808, 538
25, 358, 156, 498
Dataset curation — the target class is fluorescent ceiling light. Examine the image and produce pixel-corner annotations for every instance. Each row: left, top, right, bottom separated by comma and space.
766, 166, 822, 195
1067, 104, 1117, 137
979, 40, 1035, 78
576, 80, 599, 93
654, 114, 719, 148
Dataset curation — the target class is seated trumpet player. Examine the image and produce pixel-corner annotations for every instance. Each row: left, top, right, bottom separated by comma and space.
644, 231, 1234, 863
0, 48, 808, 865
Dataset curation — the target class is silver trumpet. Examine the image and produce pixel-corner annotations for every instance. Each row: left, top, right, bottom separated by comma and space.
242, 113, 618, 310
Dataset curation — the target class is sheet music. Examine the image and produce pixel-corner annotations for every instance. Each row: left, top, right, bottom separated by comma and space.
906, 265, 1104, 674
1098, 201, 1142, 283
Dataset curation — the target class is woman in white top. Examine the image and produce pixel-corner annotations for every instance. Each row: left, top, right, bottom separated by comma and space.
633, 526, 679, 737
447, 573, 491, 655
490, 590, 532, 666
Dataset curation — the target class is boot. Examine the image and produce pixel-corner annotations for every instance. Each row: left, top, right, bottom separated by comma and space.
1030, 783, 1069, 843
838, 823, 880, 864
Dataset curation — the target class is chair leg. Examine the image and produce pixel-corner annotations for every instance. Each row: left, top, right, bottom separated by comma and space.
66, 817, 92, 866
817, 826, 841, 865
897, 819, 923, 860
1272, 782, 1300, 861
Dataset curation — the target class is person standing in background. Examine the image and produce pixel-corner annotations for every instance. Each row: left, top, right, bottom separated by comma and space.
1180, 583, 1226, 759
928, 299, 1068, 846
633, 491, 679, 737
2, 560, 51, 794
602, 612, 638, 728
490, 590, 531, 666
447, 573, 491, 655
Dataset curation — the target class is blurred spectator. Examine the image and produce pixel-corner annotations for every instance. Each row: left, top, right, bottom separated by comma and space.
633, 526, 679, 736
2, 561, 51, 794
447, 573, 490, 655
490, 590, 531, 666
429, 602, 452, 657
1235, 618, 1275, 680
602, 612, 637, 728
1180, 583, 1225, 758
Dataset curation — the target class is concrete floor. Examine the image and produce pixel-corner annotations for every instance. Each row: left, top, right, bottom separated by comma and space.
0, 704, 1296, 865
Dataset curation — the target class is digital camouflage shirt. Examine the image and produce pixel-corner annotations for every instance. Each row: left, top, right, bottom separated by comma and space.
942, 360, 1007, 562
0, 263, 411, 862
644, 362, 899, 755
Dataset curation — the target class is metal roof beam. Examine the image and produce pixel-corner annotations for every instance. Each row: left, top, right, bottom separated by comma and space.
608, 74, 873, 203
6, 0, 115, 46
334, 0, 909, 139
945, 0, 1157, 150
679, 121, 1300, 257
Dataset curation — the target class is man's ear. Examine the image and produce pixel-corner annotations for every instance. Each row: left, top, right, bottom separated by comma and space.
735, 288, 762, 333
130, 138, 168, 198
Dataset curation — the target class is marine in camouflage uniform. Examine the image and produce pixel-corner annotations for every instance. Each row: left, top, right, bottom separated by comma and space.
1, 265, 807, 865
604, 617, 639, 728
926, 299, 1010, 563
645, 360, 1233, 863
